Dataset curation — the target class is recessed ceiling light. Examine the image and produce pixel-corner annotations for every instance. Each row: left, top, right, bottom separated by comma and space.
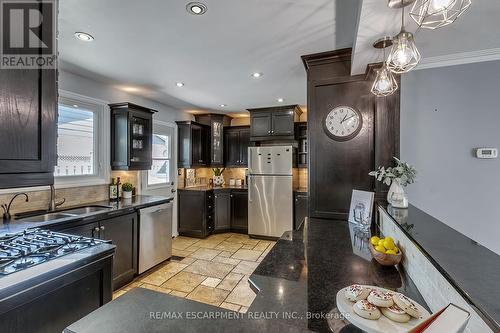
187, 2, 207, 15
74, 32, 94, 42
121, 86, 140, 93
220, 104, 227, 108
277, 98, 284, 103
176, 82, 185, 87
251, 72, 263, 78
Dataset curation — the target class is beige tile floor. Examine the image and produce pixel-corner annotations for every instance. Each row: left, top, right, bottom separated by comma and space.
113, 233, 275, 313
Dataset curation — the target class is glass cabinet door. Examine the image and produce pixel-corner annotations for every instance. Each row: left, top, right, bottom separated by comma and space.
129, 114, 151, 165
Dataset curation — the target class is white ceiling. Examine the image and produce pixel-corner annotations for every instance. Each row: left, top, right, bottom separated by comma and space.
352, 0, 500, 75
59, 0, 361, 114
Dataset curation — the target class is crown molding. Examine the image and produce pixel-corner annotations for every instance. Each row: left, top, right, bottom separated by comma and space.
416, 47, 500, 70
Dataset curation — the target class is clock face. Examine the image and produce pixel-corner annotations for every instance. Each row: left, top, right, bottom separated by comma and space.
324, 106, 362, 141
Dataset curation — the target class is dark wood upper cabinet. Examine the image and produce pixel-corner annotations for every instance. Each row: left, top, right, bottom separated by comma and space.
248, 105, 301, 141
224, 126, 250, 167
295, 122, 308, 168
0, 68, 57, 189
194, 114, 232, 167
176, 121, 211, 168
110, 103, 156, 171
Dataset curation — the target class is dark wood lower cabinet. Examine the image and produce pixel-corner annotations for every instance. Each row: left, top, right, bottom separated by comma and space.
51, 212, 138, 290
231, 190, 248, 232
99, 213, 138, 289
0, 254, 113, 333
178, 190, 213, 238
178, 189, 248, 237
214, 191, 231, 232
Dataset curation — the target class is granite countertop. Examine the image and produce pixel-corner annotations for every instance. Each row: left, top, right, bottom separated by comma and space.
64, 218, 428, 333
380, 204, 500, 331
0, 195, 172, 235
179, 185, 248, 191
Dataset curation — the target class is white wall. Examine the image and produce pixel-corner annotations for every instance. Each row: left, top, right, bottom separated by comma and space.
60, 69, 192, 237
59, 70, 192, 123
401, 61, 500, 255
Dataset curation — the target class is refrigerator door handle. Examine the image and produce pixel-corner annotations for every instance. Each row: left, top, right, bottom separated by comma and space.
248, 176, 252, 203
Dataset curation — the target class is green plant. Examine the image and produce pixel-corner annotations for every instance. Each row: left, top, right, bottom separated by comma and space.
212, 168, 225, 176
122, 182, 134, 192
369, 157, 416, 187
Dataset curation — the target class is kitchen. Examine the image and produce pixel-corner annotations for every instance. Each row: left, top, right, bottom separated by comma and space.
0, 0, 499, 333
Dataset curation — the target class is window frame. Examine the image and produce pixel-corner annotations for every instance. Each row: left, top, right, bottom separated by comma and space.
54, 90, 110, 188
141, 121, 175, 191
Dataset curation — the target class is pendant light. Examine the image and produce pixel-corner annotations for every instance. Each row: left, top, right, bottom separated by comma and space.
409, 0, 472, 30
387, 1, 421, 74
371, 37, 398, 97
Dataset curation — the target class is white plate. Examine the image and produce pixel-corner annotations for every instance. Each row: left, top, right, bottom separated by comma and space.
336, 285, 431, 333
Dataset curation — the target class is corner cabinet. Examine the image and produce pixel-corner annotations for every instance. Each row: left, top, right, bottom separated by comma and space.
176, 121, 211, 168
224, 126, 250, 167
178, 189, 214, 238
0, 67, 57, 189
110, 103, 156, 170
248, 105, 301, 141
194, 114, 232, 167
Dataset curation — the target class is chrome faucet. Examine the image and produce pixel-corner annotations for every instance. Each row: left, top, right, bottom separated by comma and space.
1, 193, 29, 221
48, 185, 66, 212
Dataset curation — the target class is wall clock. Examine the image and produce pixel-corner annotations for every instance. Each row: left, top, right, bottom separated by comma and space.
323, 106, 363, 141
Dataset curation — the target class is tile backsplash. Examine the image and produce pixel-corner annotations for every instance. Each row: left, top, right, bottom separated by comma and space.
0, 171, 139, 215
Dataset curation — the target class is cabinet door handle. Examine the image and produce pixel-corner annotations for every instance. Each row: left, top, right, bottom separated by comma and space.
100, 226, 105, 231
268, 130, 271, 134
93, 227, 100, 238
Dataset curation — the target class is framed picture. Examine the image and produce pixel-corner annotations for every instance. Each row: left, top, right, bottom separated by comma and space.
348, 190, 375, 229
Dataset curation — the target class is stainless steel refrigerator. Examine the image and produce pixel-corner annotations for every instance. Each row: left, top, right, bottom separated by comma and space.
248, 146, 293, 238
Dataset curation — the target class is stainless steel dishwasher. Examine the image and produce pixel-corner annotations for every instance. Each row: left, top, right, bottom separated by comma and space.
138, 201, 173, 274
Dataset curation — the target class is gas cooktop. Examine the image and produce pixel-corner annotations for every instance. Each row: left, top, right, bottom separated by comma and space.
0, 229, 107, 275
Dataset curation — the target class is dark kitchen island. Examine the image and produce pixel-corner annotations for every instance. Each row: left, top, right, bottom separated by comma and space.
64, 218, 428, 332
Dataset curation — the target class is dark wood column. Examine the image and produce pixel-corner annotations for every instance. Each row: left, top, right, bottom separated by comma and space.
302, 49, 400, 220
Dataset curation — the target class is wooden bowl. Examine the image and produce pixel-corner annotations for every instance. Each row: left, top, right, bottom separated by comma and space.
369, 242, 402, 266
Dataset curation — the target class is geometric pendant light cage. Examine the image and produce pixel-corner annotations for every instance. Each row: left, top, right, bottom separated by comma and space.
371, 37, 399, 97
409, 0, 472, 30
386, 2, 421, 74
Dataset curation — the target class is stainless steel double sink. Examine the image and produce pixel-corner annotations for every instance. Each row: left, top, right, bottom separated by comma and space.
20, 205, 113, 223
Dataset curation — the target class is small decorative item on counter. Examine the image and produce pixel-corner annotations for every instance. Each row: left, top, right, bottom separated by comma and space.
369, 235, 402, 266
109, 178, 118, 200
116, 177, 122, 200
235, 178, 242, 186
369, 157, 416, 209
121, 182, 134, 199
229, 178, 235, 186
212, 168, 225, 187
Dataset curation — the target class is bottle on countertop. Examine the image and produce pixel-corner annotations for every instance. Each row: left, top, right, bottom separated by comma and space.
109, 178, 117, 200
116, 177, 122, 200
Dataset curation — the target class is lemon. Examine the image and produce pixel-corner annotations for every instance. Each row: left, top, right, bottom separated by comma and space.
377, 239, 385, 246
370, 236, 380, 245
385, 250, 397, 255
383, 238, 395, 250
375, 245, 386, 253
385, 236, 394, 242
394, 247, 400, 253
